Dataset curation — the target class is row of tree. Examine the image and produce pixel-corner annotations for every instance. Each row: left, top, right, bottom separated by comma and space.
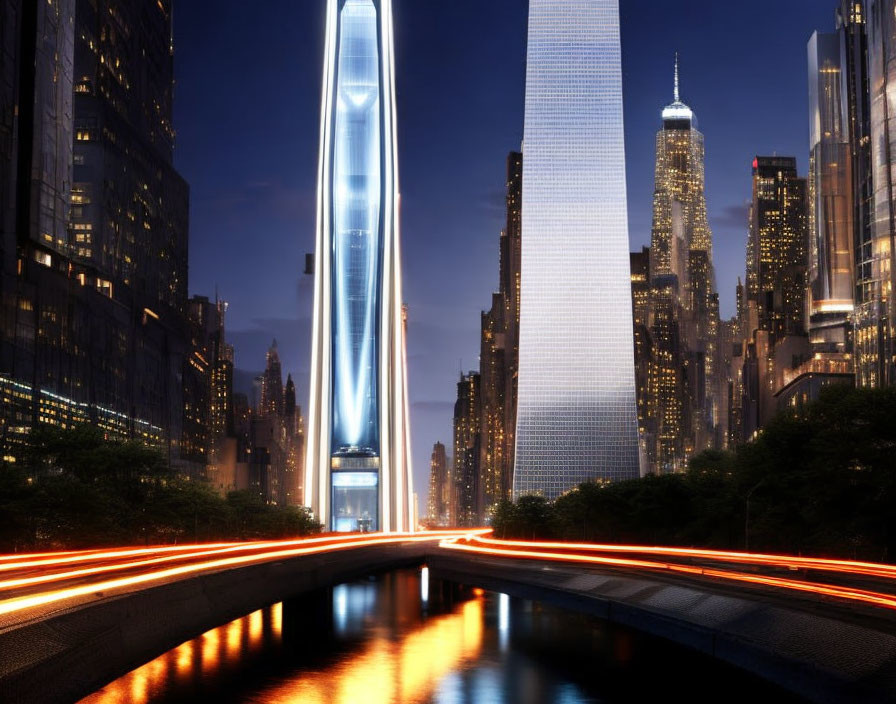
0, 426, 320, 551
493, 386, 896, 562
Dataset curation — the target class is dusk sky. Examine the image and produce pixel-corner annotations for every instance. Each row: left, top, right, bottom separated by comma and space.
174, 0, 835, 507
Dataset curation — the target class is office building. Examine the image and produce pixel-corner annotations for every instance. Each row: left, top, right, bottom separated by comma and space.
514, 0, 640, 499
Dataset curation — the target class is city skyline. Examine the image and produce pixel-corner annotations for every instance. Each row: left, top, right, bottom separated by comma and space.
170, 1, 833, 509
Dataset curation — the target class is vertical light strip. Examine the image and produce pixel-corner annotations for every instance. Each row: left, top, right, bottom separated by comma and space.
379, 0, 395, 532
307, 0, 339, 525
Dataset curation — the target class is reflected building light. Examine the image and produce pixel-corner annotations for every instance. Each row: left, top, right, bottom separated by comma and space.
257, 594, 484, 704
225, 615, 243, 662
420, 566, 429, 605
333, 584, 349, 634
498, 592, 510, 651
201, 627, 220, 676
272, 601, 283, 637
79, 605, 280, 704
249, 608, 264, 646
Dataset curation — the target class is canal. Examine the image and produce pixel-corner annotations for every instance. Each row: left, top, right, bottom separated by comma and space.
80, 568, 800, 703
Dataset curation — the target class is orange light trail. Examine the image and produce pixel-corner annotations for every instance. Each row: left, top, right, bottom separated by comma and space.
440, 540, 896, 612
0, 531, 489, 618
0, 533, 485, 591
464, 535, 896, 580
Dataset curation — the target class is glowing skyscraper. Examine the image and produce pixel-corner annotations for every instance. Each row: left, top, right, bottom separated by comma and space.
514, 0, 640, 499
305, 0, 413, 532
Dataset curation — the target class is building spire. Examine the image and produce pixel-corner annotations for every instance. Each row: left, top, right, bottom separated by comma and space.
674, 52, 680, 103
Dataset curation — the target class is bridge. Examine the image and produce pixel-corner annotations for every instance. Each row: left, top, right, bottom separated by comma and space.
1, 531, 896, 703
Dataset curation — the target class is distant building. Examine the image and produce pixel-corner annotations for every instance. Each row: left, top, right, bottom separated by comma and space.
630, 247, 653, 474
453, 372, 480, 526
737, 157, 810, 441
261, 341, 284, 417
747, 157, 809, 345
644, 57, 721, 473
427, 441, 449, 525
515, 0, 639, 498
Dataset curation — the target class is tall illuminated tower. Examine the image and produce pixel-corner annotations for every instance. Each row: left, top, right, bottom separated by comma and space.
514, 0, 640, 499
305, 0, 413, 532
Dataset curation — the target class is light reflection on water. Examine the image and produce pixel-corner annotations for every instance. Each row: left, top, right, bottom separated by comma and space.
81, 568, 797, 704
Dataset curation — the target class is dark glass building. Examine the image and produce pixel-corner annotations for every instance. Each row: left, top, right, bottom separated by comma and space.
0, 0, 192, 466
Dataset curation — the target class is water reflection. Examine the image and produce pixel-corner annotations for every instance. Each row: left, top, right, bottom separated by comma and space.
82, 569, 798, 704
81, 602, 283, 704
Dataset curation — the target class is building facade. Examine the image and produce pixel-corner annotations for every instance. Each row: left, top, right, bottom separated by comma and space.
865, 0, 896, 386
305, 0, 413, 532
453, 372, 481, 526
0, 0, 193, 466
514, 0, 640, 499
807, 32, 855, 353
427, 441, 448, 526
642, 59, 721, 474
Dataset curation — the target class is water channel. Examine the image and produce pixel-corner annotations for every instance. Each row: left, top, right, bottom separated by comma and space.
80, 568, 800, 703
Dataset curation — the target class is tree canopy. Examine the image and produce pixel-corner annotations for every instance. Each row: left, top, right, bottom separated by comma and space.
0, 426, 319, 551
493, 386, 896, 562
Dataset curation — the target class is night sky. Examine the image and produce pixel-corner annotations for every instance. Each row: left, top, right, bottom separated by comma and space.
174, 0, 836, 510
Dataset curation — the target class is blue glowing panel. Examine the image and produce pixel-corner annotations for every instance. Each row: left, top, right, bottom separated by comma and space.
330, 0, 382, 455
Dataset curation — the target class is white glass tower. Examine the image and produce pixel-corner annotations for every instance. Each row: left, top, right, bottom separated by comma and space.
514, 0, 640, 499
305, 0, 413, 532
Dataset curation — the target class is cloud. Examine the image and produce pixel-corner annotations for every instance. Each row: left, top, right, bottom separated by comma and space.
712, 202, 750, 230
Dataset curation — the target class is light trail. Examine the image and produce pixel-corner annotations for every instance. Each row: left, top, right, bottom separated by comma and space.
0, 530, 492, 592
0, 529, 486, 573
0, 531, 489, 618
439, 539, 896, 612
464, 535, 896, 581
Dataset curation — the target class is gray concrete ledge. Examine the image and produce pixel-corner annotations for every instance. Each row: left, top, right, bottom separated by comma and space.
426, 550, 896, 704
0, 543, 427, 704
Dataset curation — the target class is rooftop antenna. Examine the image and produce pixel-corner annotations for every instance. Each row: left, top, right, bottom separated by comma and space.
674, 52, 680, 103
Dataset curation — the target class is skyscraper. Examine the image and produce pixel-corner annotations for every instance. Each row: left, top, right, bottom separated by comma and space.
453, 372, 481, 526
838, 1, 878, 388
305, 0, 413, 532
739, 157, 810, 439
260, 341, 284, 417
807, 32, 855, 352
645, 57, 721, 473
0, 0, 192, 465
746, 157, 809, 345
514, 0, 640, 499
865, 0, 896, 386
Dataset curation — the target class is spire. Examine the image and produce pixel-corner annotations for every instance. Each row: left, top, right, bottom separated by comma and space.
673, 52, 680, 103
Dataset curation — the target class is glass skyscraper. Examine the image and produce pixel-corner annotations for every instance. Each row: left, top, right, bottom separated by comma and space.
305, 0, 413, 532
514, 0, 640, 499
